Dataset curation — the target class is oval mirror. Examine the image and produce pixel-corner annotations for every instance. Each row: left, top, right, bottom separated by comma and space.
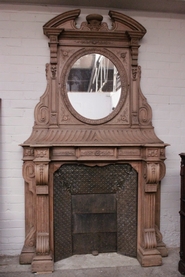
67, 53, 121, 120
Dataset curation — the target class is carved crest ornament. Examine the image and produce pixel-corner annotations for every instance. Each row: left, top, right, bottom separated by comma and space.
20, 9, 168, 273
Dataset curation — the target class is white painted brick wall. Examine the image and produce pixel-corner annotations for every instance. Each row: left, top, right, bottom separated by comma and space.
0, 4, 185, 255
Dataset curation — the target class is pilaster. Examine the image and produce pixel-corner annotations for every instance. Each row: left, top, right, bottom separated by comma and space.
31, 147, 53, 273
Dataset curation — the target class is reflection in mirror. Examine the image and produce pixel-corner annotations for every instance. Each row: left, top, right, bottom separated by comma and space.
67, 54, 121, 120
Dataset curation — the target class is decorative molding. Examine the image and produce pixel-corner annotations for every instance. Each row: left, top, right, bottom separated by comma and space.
80, 149, 114, 157
118, 148, 140, 157
36, 185, 49, 195
23, 147, 34, 160
34, 149, 49, 159
75, 40, 113, 45
147, 149, 159, 158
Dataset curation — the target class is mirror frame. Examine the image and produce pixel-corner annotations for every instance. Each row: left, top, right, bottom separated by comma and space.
61, 48, 128, 124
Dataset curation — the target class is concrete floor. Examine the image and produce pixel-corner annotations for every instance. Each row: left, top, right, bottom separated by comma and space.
0, 248, 183, 277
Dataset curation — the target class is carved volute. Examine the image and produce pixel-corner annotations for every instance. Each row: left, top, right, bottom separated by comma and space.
20, 9, 168, 273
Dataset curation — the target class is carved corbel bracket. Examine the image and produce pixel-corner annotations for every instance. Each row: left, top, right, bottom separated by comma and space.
145, 163, 160, 192
35, 163, 49, 187
127, 31, 145, 66
34, 148, 50, 187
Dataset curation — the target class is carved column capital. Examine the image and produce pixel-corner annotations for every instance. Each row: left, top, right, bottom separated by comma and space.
126, 31, 143, 67
43, 29, 62, 65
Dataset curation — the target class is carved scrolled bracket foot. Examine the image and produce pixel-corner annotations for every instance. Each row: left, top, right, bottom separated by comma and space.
20, 246, 35, 265
19, 226, 36, 264
31, 231, 53, 273
156, 242, 168, 257
138, 227, 162, 267
155, 225, 168, 257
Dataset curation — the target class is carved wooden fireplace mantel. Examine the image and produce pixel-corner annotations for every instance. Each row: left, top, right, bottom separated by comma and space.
20, 9, 168, 273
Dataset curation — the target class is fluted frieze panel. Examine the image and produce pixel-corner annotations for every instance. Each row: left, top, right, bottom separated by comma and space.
24, 128, 164, 145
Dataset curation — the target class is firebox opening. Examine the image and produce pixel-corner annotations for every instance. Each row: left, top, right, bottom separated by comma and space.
54, 163, 138, 262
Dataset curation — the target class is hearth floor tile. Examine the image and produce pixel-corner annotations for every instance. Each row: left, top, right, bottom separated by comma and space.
0, 247, 182, 277
55, 252, 139, 270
